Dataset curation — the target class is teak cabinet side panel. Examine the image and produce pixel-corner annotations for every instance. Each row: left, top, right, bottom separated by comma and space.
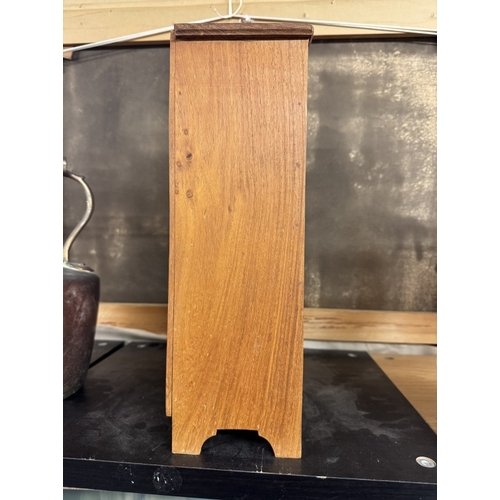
167, 32, 309, 458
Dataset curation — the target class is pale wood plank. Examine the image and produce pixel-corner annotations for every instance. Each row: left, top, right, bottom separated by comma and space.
98, 303, 437, 344
98, 303, 168, 336
63, 0, 437, 47
370, 353, 437, 432
304, 308, 437, 344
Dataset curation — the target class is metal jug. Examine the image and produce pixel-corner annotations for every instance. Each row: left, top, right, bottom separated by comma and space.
63, 160, 100, 399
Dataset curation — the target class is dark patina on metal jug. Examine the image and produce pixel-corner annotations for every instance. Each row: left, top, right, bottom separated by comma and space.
63, 160, 100, 399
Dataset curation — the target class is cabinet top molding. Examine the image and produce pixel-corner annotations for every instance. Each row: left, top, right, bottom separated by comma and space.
173, 22, 314, 41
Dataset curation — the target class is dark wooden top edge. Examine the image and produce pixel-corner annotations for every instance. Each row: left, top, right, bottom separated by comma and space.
173, 22, 314, 41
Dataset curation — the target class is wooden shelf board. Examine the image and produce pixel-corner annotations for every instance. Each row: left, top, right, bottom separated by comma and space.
370, 353, 437, 432
97, 302, 437, 345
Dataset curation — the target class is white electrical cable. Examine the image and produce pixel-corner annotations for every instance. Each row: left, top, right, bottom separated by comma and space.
63, 0, 436, 54
63, 16, 207, 54
63, 25, 175, 54
63, 1, 245, 54
233, 14, 437, 37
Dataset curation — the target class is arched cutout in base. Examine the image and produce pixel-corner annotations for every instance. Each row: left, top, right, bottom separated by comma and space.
172, 425, 301, 458
201, 430, 276, 458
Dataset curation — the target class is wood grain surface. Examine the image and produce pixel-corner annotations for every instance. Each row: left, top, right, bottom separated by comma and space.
370, 353, 437, 432
304, 308, 437, 344
166, 24, 311, 458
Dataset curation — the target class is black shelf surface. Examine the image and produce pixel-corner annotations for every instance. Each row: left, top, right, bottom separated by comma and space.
64, 341, 437, 499
89, 340, 124, 366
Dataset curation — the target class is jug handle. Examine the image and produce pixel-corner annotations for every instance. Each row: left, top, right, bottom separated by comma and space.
63, 159, 95, 264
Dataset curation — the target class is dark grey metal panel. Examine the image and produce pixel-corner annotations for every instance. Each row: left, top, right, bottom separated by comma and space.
305, 40, 436, 311
63, 39, 436, 311
63, 47, 171, 303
